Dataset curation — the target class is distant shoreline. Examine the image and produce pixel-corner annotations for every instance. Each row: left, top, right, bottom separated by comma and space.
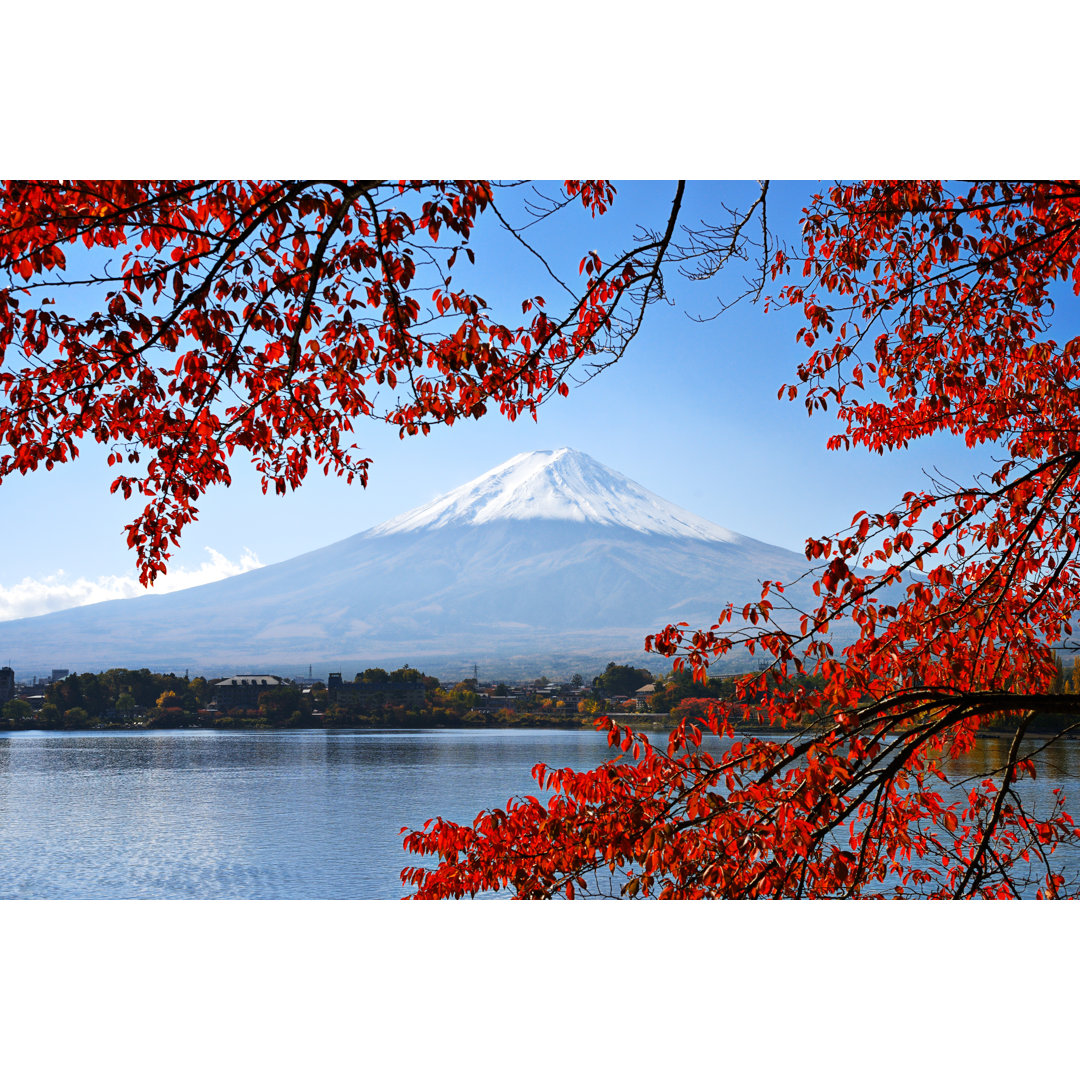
3, 718, 1073, 740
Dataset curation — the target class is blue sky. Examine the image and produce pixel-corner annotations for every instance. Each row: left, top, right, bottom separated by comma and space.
0, 181, 1002, 620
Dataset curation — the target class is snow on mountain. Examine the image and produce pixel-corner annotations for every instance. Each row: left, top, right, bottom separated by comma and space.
1, 448, 815, 678
370, 448, 742, 543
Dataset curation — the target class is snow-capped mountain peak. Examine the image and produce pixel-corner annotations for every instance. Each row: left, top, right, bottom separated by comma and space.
369, 448, 742, 542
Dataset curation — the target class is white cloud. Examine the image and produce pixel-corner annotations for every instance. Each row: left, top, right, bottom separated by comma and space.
0, 547, 264, 621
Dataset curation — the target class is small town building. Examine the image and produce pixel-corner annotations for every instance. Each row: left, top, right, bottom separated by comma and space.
0, 666, 14, 705
635, 683, 656, 708
212, 674, 291, 710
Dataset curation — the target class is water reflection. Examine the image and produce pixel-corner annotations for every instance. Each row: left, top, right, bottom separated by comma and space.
947, 735, 1080, 783
0, 729, 620, 899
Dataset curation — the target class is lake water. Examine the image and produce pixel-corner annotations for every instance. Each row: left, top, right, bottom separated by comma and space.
1, 727, 1078, 898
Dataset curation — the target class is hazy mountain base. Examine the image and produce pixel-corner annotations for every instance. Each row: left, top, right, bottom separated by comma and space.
4, 629, 792, 685
2, 521, 818, 679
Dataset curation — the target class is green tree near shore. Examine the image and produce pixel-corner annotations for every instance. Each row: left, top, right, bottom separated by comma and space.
591, 663, 654, 699
1, 699, 31, 724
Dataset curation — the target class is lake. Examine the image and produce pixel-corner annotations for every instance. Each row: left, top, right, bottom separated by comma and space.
0, 727, 1077, 898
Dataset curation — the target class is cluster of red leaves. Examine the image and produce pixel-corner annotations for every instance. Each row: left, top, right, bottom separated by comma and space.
404, 698, 1077, 899
405, 181, 1080, 898
0, 180, 642, 583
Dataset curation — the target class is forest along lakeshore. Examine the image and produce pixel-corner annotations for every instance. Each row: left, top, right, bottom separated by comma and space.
3, 660, 735, 731
9, 659, 1080, 738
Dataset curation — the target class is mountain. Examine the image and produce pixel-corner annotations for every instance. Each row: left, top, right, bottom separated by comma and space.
1, 448, 815, 680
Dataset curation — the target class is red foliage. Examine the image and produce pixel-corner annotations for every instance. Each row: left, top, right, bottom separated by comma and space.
403, 182, 1080, 898
0, 180, 660, 584
668, 697, 728, 727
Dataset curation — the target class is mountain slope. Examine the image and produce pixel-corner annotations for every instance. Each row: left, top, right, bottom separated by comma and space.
370, 448, 741, 541
1, 449, 815, 677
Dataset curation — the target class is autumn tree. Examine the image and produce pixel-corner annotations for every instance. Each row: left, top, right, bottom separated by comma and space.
10, 180, 1080, 897
257, 686, 303, 725
403, 181, 1080, 899
0, 180, 680, 584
